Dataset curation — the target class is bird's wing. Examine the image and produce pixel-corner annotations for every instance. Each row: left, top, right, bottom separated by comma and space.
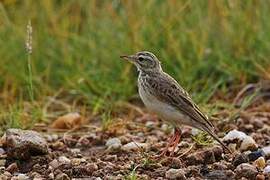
148, 73, 214, 130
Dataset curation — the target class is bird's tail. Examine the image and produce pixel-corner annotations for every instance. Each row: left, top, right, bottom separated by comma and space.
200, 125, 232, 154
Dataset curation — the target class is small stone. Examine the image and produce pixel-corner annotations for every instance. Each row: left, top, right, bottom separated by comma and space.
263, 165, 270, 174
165, 168, 186, 179
248, 150, 265, 161
58, 156, 71, 165
254, 157, 266, 169
71, 158, 86, 166
212, 161, 230, 170
0, 148, 5, 155
105, 138, 122, 150
253, 118, 264, 129
186, 146, 222, 165
86, 163, 98, 172
49, 159, 59, 169
262, 146, 270, 158
240, 136, 258, 151
4, 129, 48, 159
121, 142, 150, 151
6, 162, 18, 173
223, 130, 257, 151
161, 124, 169, 132
146, 121, 155, 128
233, 153, 249, 167
55, 173, 70, 180
48, 173, 54, 179
0, 159, 6, 166
228, 143, 237, 152
31, 172, 42, 179
17, 174, 29, 180
204, 170, 235, 179
51, 141, 65, 150
3, 171, 12, 177
256, 174, 265, 180
104, 155, 117, 161
0, 174, 8, 180
70, 148, 81, 154
223, 129, 247, 142
235, 163, 258, 179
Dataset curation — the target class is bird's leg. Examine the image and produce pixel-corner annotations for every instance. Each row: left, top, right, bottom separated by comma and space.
159, 128, 182, 157
169, 128, 181, 156
159, 132, 176, 157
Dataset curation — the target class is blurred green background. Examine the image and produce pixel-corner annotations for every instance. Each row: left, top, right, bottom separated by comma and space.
0, 0, 270, 130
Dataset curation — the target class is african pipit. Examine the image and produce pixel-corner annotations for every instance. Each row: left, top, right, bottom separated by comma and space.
120, 51, 230, 155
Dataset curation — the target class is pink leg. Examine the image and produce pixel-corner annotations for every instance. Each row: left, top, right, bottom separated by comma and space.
170, 128, 181, 156
159, 128, 182, 157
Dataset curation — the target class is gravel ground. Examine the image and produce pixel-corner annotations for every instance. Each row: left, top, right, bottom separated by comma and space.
1, 103, 270, 179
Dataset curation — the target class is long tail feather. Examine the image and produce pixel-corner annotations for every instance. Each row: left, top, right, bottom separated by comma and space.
201, 126, 232, 154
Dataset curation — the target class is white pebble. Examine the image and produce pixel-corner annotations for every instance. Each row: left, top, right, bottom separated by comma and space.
121, 142, 150, 151
105, 138, 122, 150
262, 146, 270, 158
264, 165, 270, 174
223, 130, 247, 141
58, 156, 71, 164
223, 130, 257, 151
17, 174, 29, 180
146, 121, 155, 128
240, 136, 257, 151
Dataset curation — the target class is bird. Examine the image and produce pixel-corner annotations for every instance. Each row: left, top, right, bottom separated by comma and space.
120, 51, 231, 156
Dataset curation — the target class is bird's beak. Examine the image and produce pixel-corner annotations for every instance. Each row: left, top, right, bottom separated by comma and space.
120, 55, 136, 61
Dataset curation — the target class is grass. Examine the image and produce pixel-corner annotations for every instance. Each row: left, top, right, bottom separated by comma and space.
0, 0, 270, 131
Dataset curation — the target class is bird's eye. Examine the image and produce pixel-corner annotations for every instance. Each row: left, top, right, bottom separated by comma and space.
138, 57, 144, 61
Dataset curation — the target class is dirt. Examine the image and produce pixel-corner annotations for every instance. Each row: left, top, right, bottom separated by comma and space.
1, 102, 270, 179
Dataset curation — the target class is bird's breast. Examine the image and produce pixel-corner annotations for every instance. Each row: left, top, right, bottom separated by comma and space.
138, 82, 189, 126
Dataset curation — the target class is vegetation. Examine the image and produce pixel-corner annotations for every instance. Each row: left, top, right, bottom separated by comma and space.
0, 0, 270, 131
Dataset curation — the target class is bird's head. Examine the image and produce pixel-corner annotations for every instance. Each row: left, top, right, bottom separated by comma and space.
120, 51, 162, 73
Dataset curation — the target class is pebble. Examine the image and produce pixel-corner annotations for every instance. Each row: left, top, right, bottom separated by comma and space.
4, 128, 48, 159
86, 163, 98, 172
235, 163, 258, 179
55, 173, 70, 180
223, 130, 257, 151
204, 170, 235, 180
0, 148, 5, 155
240, 136, 258, 151
17, 174, 29, 180
71, 158, 86, 166
256, 174, 265, 180
6, 162, 18, 173
233, 153, 249, 166
248, 149, 265, 161
165, 168, 186, 179
49, 159, 59, 169
146, 121, 155, 128
0, 174, 8, 180
105, 138, 122, 150
161, 124, 169, 132
263, 165, 270, 174
262, 146, 270, 158
121, 142, 150, 151
58, 156, 71, 165
48, 173, 54, 179
0, 159, 6, 166
254, 157, 266, 169
186, 146, 223, 165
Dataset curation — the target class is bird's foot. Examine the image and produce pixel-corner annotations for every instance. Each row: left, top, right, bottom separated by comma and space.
158, 128, 182, 157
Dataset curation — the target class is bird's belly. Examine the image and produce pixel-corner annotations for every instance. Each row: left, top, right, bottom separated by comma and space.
139, 87, 189, 126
